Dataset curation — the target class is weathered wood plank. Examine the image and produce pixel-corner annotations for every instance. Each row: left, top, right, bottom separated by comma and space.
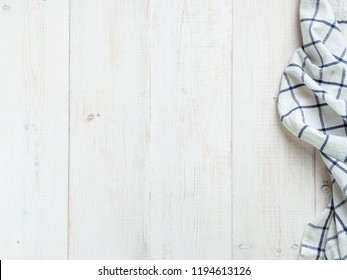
68, 0, 150, 259
0, 0, 69, 259
232, 0, 316, 259
149, 0, 232, 259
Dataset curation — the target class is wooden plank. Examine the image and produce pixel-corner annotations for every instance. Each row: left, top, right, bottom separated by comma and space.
232, 0, 316, 259
0, 0, 69, 259
149, 0, 232, 259
69, 0, 150, 259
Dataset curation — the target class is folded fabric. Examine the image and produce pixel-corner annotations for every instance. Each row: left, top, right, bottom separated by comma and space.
278, 0, 347, 259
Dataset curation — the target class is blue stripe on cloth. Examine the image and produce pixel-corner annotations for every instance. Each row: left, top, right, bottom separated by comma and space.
278, 0, 347, 260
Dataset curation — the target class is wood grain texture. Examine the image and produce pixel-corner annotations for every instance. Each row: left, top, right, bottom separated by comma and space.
68, 0, 150, 259
232, 0, 317, 259
149, 0, 232, 259
0, 0, 332, 260
0, 0, 69, 259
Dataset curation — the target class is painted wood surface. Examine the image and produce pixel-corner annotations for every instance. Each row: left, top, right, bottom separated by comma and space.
0, 0, 69, 259
69, 0, 150, 259
0, 0, 333, 259
149, 0, 232, 259
232, 0, 318, 260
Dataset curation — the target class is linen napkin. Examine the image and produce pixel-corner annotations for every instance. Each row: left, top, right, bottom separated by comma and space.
278, 0, 347, 259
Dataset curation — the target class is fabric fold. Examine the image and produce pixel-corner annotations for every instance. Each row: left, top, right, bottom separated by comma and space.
278, 0, 347, 259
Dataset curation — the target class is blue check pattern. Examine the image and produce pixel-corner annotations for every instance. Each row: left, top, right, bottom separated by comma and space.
278, 0, 347, 259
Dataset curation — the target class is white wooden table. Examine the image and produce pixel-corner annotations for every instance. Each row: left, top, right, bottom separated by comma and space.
0, 0, 333, 259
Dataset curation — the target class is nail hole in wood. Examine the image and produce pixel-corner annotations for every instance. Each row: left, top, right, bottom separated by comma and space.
87, 114, 94, 122
321, 185, 331, 194
291, 244, 298, 249
238, 243, 252, 250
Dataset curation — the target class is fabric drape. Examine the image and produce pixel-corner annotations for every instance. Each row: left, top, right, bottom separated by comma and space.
278, 0, 347, 259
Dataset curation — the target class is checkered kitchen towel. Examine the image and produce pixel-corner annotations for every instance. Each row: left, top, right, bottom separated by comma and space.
278, 0, 347, 259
